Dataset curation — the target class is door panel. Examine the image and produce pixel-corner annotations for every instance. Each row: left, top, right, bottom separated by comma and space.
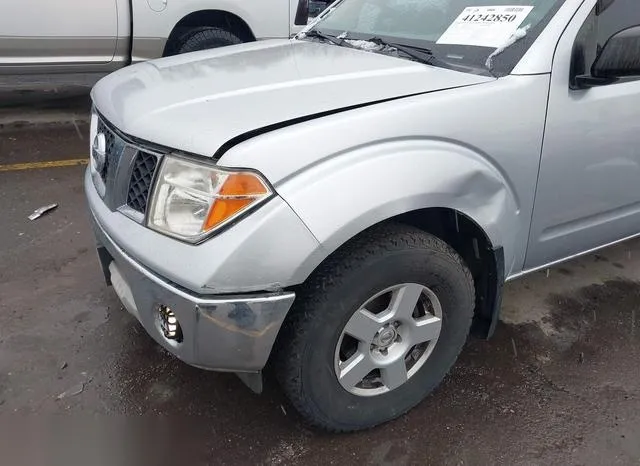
0, 0, 118, 67
525, 0, 640, 268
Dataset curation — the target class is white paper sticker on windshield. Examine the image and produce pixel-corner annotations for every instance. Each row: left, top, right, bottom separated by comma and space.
436, 5, 534, 48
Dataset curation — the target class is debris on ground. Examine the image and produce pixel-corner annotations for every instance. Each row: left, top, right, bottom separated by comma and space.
28, 203, 58, 220
60, 361, 68, 370
56, 382, 85, 400
56, 373, 92, 400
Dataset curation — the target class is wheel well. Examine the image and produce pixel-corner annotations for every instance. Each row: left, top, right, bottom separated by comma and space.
395, 208, 504, 339
163, 10, 256, 56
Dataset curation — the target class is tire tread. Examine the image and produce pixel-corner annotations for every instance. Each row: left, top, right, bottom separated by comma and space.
176, 27, 242, 54
274, 222, 474, 432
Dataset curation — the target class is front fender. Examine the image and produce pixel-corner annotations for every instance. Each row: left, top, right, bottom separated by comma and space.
277, 137, 521, 275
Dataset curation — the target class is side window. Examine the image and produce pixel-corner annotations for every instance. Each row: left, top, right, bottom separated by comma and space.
309, 1, 333, 19
571, 0, 640, 81
295, 0, 334, 25
596, 0, 640, 45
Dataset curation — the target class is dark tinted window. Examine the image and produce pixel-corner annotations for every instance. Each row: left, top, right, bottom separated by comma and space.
572, 0, 640, 77
598, 0, 640, 45
310, 1, 333, 19
296, 0, 334, 25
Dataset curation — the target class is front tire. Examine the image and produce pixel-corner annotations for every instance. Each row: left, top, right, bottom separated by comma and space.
274, 223, 475, 432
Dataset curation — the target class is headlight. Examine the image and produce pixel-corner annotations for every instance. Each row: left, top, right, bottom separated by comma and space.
148, 155, 272, 242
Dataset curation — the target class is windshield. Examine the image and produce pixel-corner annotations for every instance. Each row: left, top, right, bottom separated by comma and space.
305, 0, 565, 75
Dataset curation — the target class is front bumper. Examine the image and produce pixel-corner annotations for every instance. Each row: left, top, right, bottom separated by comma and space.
90, 214, 295, 373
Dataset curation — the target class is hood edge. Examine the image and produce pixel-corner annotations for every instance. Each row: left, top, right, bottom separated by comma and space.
213, 81, 489, 160
95, 81, 489, 160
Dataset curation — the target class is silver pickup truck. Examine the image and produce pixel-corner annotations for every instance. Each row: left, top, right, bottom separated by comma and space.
85, 0, 640, 431
0, 0, 330, 78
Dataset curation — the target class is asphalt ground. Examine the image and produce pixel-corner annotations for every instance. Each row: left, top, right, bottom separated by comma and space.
1, 122, 639, 465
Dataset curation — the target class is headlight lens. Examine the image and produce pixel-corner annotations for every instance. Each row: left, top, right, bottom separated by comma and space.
148, 156, 272, 242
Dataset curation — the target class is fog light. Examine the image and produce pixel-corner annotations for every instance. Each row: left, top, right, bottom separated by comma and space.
158, 305, 183, 342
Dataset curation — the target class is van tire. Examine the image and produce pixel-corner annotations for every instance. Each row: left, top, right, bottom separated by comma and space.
175, 27, 243, 54
274, 223, 475, 432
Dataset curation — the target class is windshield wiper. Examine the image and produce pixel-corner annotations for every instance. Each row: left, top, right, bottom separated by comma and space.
303, 31, 441, 66
365, 36, 495, 77
365, 37, 444, 66
302, 30, 353, 48
485, 24, 530, 70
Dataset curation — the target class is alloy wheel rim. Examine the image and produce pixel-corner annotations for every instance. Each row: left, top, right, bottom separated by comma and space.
334, 283, 443, 396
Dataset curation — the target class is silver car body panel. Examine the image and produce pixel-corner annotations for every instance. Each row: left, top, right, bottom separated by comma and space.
0, 0, 129, 73
0, 42, 130, 76
525, 0, 640, 268
130, 0, 293, 62
221, 74, 549, 279
130, 37, 168, 64
0, 0, 299, 73
90, 35, 550, 283
85, 168, 325, 294
85, 0, 640, 373
89, 208, 296, 372
91, 39, 494, 156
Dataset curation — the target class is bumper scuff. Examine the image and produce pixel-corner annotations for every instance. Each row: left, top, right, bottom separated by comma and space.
90, 214, 295, 373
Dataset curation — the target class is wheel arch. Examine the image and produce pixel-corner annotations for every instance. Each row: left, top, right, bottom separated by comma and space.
163, 9, 256, 56
395, 208, 504, 339
274, 142, 518, 338
291, 208, 505, 340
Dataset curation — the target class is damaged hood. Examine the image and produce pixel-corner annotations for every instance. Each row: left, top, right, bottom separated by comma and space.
92, 39, 493, 157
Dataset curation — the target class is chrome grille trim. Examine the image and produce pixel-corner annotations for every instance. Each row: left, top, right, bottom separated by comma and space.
95, 119, 116, 182
91, 115, 165, 224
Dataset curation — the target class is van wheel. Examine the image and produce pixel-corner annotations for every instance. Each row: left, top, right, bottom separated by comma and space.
174, 27, 243, 54
274, 223, 475, 432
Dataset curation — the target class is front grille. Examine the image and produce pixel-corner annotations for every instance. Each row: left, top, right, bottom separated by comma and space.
127, 151, 159, 214
91, 115, 164, 222
96, 119, 116, 182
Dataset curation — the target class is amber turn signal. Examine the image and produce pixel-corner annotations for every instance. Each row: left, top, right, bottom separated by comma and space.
204, 173, 270, 230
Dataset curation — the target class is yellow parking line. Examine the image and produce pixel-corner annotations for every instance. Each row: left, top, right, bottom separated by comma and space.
0, 158, 88, 172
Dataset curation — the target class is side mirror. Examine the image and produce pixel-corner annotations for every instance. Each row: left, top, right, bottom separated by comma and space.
576, 25, 640, 88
